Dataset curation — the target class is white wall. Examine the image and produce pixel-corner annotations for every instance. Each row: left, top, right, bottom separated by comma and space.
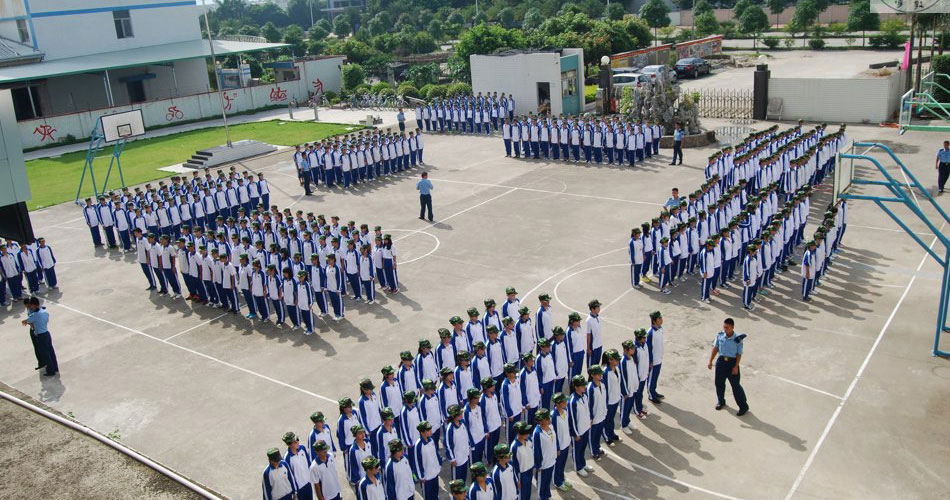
471, 52, 562, 116
769, 71, 904, 124
28, 0, 201, 60
19, 57, 343, 149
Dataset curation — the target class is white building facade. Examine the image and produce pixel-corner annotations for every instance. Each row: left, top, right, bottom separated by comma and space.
470, 49, 584, 118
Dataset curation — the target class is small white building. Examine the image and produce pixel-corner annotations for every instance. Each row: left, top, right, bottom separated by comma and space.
470, 48, 585, 117
0, 0, 285, 119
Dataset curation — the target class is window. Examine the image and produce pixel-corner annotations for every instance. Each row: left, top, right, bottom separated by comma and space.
16, 19, 29, 44
114, 10, 133, 39
561, 70, 577, 97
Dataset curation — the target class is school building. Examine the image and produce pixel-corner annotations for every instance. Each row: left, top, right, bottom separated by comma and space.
0, 1, 344, 149
470, 49, 585, 117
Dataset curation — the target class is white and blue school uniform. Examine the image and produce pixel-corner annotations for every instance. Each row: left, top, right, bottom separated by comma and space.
346, 440, 372, 486
397, 362, 419, 396
309, 453, 341, 500
445, 420, 470, 481
358, 392, 382, 433
296, 278, 315, 333
464, 402, 488, 464
511, 437, 534, 500
370, 423, 399, 464
308, 424, 336, 455
83, 203, 102, 246
262, 460, 297, 500
532, 424, 557, 500
479, 390, 503, 461
500, 375, 523, 440
491, 461, 517, 500
412, 435, 442, 500
567, 391, 590, 471
519, 365, 541, 425
358, 253, 375, 303
384, 454, 414, 500
0, 251, 22, 303
398, 402, 421, 445
325, 263, 345, 319
284, 446, 314, 500
381, 245, 398, 292
17, 247, 40, 294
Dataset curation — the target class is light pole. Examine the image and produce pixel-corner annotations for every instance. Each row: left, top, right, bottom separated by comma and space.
202, 5, 232, 147
309, 0, 314, 28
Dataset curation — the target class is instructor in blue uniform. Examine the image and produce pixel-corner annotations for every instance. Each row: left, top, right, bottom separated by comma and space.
707, 318, 748, 415
23, 296, 58, 377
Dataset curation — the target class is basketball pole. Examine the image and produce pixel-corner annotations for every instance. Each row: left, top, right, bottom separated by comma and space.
203, 5, 232, 148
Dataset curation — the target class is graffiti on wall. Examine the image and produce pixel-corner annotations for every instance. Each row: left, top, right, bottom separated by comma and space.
269, 86, 288, 102
33, 124, 56, 142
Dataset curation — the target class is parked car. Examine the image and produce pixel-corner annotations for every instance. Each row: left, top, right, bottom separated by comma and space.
640, 64, 678, 83
674, 58, 711, 79
612, 73, 652, 88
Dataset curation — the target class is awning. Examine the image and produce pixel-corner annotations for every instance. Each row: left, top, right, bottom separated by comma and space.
0, 39, 288, 84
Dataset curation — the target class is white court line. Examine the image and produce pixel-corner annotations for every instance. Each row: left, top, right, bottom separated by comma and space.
54, 258, 102, 265
47, 300, 337, 404
783, 220, 947, 500
585, 484, 641, 500
386, 229, 440, 265
846, 224, 930, 235
756, 371, 843, 400
393, 188, 517, 243
605, 449, 748, 500
436, 178, 664, 207
599, 286, 636, 314
162, 312, 228, 341
522, 247, 627, 299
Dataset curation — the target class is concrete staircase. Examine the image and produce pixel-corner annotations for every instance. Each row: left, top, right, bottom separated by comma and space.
183, 140, 277, 169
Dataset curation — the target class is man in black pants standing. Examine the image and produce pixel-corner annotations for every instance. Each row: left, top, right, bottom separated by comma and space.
707, 317, 748, 415
416, 171, 434, 222
936, 140, 950, 194
22, 296, 58, 377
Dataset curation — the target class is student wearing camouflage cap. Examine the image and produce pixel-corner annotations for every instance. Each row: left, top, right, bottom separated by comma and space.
380, 366, 403, 417
601, 349, 623, 445
345, 423, 372, 486
438, 367, 462, 422
520, 352, 541, 425
741, 243, 759, 311
536, 292, 554, 342
399, 390, 422, 445
585, 300, 604, 371
380, 234, 398, 294
282, 431, 314, 500
436, 328, 458, 372
533, 408, 558, 500
700, 238, 716, 303
483, 298, 503, 334
464, 387, 488, 464
469, 461, 495, 499
499, 316, 519, 372
383, 439, 414, 500
412, 421, 442, 500
515, 305, 535, 358
500, 362, 524, 441
419, 379, 444, 447
485, 325, 505, 383
646, 311, 666, 403
501, 287, 521, 320
357, 377, 382, 433
511, 421, 535, 500
454, 350, 475, 400
396, 351, 419, 396
414, 339, 439, 386
309, 440, 341, 500
445, 403, 470, 482
465, 307, 486, 348
308, 411, 336, 456
565, 312, 585, 378
477, 377, 503, 463
336, 397, 360, 451
356, 455, 383, 500
448, 479, 467, 500
371, 407, 399, 464
262, 446, 297, 500
536, 337, 557, 409
586, 364, 608, 459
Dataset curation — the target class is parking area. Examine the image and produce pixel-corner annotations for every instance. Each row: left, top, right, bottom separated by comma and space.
1, 119, 948, 500
679, 50, 904, 90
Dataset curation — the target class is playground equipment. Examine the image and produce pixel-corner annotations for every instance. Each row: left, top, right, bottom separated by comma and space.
75, 109, 145, 203
899, 72, 950, 134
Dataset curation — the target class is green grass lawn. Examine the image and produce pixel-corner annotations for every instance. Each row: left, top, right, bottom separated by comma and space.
27, 120, 359, 211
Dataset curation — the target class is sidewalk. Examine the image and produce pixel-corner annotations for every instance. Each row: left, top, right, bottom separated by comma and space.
24, 106, 403, 161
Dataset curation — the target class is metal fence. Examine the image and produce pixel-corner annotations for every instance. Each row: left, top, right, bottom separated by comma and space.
681, 88, 754, 120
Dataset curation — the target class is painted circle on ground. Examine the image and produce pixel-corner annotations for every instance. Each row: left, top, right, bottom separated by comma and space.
387, 229, 440, 264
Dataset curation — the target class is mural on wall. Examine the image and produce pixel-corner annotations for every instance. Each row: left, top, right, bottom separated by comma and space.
313, 78, 324, 95
269, 86, 288, 102
223, 91, 237, 111
33, 124, 56, 142
675, 36, 723, 59
609, 45, 673, 69
165, 105, 184, 121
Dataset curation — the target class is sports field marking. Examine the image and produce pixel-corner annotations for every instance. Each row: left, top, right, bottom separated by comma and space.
604, 449, 749, 500
394, 187, 517, 243
782, 220, 947, 500
435, 178, 664, 206
599, 287, 637, 314
46, 300, 337, 404
386, 229, 441, 265
755, 371, 843, 400
521, 247, 627, 300
162, 312, 229, 341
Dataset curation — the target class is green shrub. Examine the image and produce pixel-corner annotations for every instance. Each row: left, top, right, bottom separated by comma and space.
827, 22, 847, 35
931, 54, 950, 103
397, 82, 421, 99
419, 84, 437, 99
425, 84, 447, 99
323, 90, 338, 102
445, 82, 472, 96
377, 86, 395, 97
370, 81, 393, 94
763, 36, 780, 49
355, 83, 372, 94
584, 84, 597, 104
808, 38, 826, 50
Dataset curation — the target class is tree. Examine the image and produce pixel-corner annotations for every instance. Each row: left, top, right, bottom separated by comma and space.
406, 63, 440, 88
282, 24, 307, 56
847, 0, 879, 47
523, 8, 544, 29
316, 18, 332, 33
428, 19, 445, 40
739, 5, 770, 48
640, 0, 671, 45
367, 16, 386, 36
767, 0, 790, 28
341, 63, 366, 90
309, 25, 329, 42
239, 24, 260, 36
497, 7, 516, 28
606, 3, 626, 20
287, 0, 315, 27
694, 0, 714, 17
790, 0, 818, 44
411, 32, 438, 54
453, 24, 527, 80
694, 11, 719, 36
673, 0, 694, 9
261, 21, 281, 43
333, 14, 352, 38
733, 0, 752, 20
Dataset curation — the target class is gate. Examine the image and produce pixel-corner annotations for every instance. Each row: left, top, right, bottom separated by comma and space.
681, 88, 754, 120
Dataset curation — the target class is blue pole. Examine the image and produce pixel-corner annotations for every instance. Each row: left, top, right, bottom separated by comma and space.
936, 247, 950, 356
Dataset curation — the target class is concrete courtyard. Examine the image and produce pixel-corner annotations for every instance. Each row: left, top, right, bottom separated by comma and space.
1, 118, 948, 500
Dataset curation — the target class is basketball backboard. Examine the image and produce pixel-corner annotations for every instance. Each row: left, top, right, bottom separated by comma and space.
99, 109, 145, 143
834, 141, 856, 204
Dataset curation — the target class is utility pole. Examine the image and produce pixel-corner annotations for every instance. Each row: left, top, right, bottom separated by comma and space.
309, 0, 314, 28
203, 4, 232, 147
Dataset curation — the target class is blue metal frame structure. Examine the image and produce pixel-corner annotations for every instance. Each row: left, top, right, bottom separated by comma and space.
74, 119, 128, 204
839, 143, 950, 357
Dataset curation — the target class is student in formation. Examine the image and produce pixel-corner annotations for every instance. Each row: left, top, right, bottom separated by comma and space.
262, 447, 297, 500
383, 439, 414, 500
325, 254, 345, 320
585, 300, 603, 370
463, 388, 487, 465
601, 349, 623, 446
336, 398, 360, 455
345, 424, 372, 487
444, 403, 470, 483
646, 311, 666, 403
357, 377, 381, 435
586, 364, 608, 460
632, 329, 650, 420
309, 441, 341, 500
356, 456, 383, 500
551, 393, 573, 492
379, 366, 403, 423
282, 432, 314, 500
478, 377, 503, 463
358, 244, 376, 304
532, 408, 558, 500
371, 408, 399, 465
307, 412, 336, 456
399, 391, 422, 447
568, 375, 594, 477
412, 421, 442, 500
566, 312, 585, 378
519, 352, 541, 425
510, 421, 535, 500
296, 270, 315, 334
